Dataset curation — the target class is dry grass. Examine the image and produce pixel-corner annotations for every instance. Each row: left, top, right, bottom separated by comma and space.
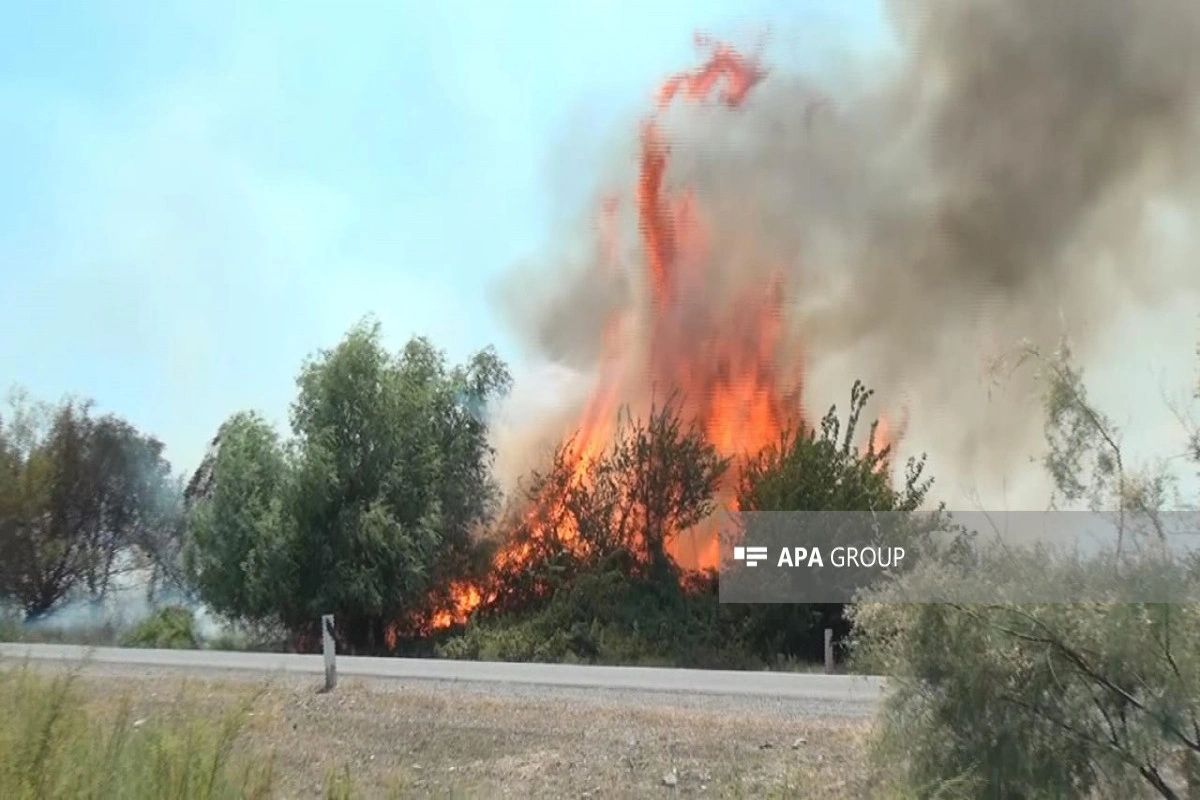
10, 662, 875, 798
0, 663, 276, 799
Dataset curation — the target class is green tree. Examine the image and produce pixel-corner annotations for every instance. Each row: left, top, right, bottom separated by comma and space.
183, 412, 289, 623
737, 381, 930, 514
186, 320, 511, 653
730, 380, 937, 663
0, 389, 182, 620
852, 340, 1200, 799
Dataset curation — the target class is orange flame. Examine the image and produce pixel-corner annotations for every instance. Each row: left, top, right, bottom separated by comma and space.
430, 36, 894, 631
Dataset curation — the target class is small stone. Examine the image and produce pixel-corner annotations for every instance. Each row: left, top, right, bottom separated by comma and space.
133, 719, 146, 728
662, 770, 678, 787
791, 737, 807, 749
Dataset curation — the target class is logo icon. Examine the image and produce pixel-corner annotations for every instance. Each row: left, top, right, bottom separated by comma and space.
733, 546, 769, 567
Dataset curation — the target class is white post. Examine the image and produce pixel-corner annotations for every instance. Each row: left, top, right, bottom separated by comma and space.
824, 628, 834, 675
322, 614, 337, 692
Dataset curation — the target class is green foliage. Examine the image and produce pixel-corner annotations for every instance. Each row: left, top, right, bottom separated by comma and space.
184, 412, 289, 623
1011, 340, 1132, 516
186, 319, 511, 653
0, 389, 184, 620
729, 381, 938, 663
439, 567, 756, 669
323, 766, 357, 800
0, 665, 274, 799
850, 340, 1200, 799
121, 606, 199, 650
738, 381, 931, 514
853, 587, 1200, 798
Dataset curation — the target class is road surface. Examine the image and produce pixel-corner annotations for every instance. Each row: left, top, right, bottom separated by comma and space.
0, 643, 885, 714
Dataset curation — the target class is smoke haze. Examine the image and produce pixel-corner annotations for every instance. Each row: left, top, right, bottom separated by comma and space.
492, 0, 1200, 506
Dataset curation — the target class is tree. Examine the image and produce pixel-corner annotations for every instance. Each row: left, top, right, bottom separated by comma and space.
737, 381, 931, 514
78, 414, 184, 600
183, 412, 289, 623
185, 320, 511, 653
728, 380, 938, 663
0, 389, 183, 619
851, 340, 1200, 799
481, 395, 730, 616
440, 398, 738, 667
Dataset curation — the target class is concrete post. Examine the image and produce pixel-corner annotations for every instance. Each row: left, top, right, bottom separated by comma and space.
824, 628, 834, 675
322, 614, 337, 692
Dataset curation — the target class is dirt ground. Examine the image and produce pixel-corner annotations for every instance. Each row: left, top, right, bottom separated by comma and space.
40, 664, 875, 799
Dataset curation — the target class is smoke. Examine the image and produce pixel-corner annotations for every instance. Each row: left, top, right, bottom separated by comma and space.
15, 565, 228, 642
492, 0, 1200, 506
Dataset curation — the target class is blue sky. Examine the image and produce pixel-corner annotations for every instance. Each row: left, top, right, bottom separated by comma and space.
0, 1, 893, 472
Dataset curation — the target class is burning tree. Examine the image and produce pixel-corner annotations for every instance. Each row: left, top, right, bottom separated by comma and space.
424, 36, 899, 632
465, 396, 730, 622
186, 39, 908, 658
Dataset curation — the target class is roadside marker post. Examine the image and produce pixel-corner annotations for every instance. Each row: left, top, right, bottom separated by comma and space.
824, 628, 834, 675
322, 614, 337, 692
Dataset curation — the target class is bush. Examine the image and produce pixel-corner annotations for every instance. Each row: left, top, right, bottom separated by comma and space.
732, 381, 939, 664
120, 606, 199, 649
0, 665, 274, 799
850, 551, 1200, 799
439, 566, 761, 669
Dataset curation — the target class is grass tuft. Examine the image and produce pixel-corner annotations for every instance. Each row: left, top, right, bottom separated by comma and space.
0, 663, 276, 799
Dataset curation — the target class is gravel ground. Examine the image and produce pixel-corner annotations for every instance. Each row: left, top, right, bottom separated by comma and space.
19, 661, 877, 798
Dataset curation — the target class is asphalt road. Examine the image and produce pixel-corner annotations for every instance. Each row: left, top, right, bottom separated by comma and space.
0, 643, 886, 708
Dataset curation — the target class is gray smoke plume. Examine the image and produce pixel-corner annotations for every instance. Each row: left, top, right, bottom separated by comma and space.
493, 0, 1200, 505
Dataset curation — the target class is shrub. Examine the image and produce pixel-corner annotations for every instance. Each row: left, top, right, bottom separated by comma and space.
732, 381, 940, 664
439, 566, 759, 669
120, 606, 199, 649
850, 551, 1200, 799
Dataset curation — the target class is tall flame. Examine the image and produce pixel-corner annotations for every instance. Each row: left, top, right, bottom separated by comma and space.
429, 36, 890, 630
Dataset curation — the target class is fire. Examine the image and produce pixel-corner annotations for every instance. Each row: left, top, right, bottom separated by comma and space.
430, 36, 893, 630
431, 582, 483, 630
